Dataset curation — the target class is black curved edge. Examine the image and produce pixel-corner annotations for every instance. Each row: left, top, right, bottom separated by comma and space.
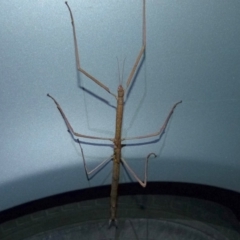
0, 182, 239, 224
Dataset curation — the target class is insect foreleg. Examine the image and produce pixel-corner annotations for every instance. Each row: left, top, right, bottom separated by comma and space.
126, 0, 146, 90
121, 153, 156, 188
65, 2, 116, 99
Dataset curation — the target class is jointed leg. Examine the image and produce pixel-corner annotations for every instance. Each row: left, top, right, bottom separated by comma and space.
126, 0, 146, 90
65, 2, 116, 99
121, 152, 156, 187
47, 93, 114, 178
65, 1, 146, 96
47, 94, 114, 141
122, 100, 182, 141
78, 140, 113, 179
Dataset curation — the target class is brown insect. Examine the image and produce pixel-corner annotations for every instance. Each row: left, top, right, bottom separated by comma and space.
47, 0, 182, 227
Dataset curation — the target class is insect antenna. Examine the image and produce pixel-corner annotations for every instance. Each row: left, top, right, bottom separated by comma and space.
116, 57, 120, 86
116, 57, 126, 87
122, 57, 126, 87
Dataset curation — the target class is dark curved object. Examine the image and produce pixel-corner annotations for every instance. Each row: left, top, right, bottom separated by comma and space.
0, 182, 239, 224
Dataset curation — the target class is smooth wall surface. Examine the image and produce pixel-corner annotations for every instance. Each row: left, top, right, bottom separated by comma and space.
0, 0, 240, 211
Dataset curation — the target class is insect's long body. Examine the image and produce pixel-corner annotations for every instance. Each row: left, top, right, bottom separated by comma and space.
110, 85, 124, 224
48, 0, 182, 228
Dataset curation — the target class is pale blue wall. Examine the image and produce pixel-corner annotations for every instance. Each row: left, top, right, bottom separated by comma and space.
0, 0, 240, 211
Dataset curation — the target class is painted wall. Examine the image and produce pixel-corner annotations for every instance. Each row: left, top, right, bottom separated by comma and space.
0, 0, 240, 211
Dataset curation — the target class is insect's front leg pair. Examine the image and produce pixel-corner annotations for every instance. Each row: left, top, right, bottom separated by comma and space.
120, 153, 156, 188
65, 0, 146, 96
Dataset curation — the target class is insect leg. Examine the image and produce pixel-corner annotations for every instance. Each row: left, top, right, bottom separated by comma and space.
122, 100, 182, 141
47, 94, 114, 141
121, 153, 156, 188
65, 2, 116, 99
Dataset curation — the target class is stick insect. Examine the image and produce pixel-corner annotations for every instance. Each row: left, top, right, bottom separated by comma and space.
47, 0, 182, 227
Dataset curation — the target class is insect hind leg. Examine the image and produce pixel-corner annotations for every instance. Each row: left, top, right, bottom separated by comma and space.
78, 139, 113, 179
121, 153, 156, 188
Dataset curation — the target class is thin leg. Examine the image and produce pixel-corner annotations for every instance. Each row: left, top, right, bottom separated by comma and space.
126, 0, 146, 90
65, 2, 117, 99
121, 153, 156, 188
78, 140, 113, 179
47, 94, 114, 141
122, 100, 182, 141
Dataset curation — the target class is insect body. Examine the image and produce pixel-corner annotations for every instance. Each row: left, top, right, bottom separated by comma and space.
47, 0, 182, 227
